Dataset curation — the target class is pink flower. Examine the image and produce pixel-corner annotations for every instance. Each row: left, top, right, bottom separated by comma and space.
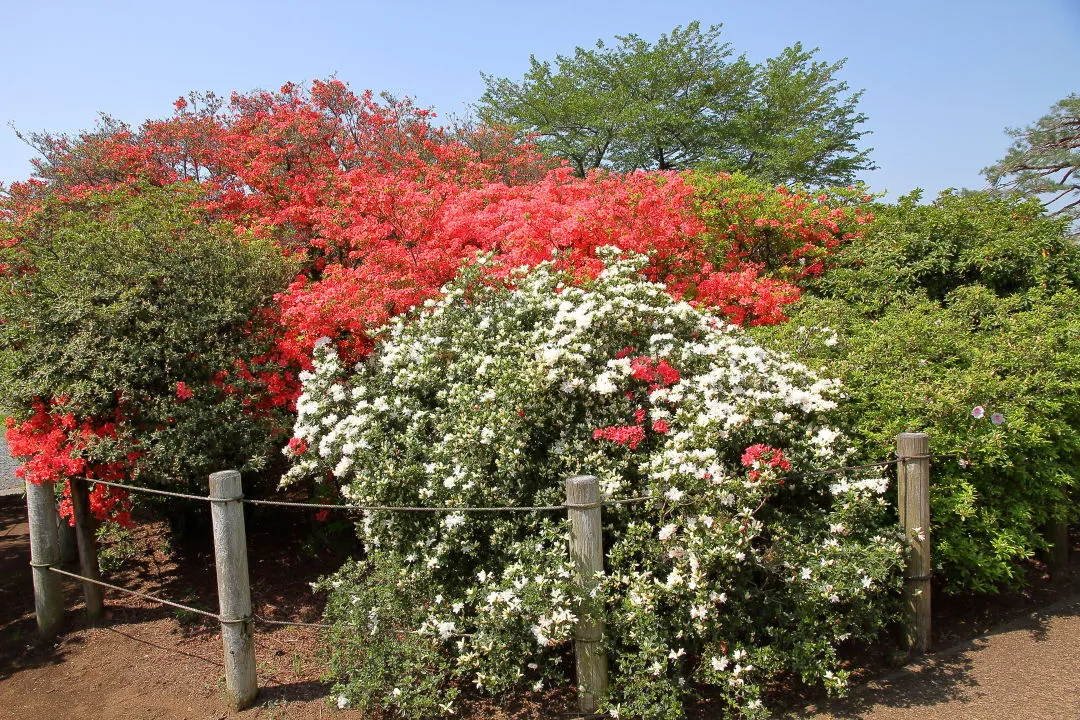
970, 406, 985, 419
990, 413, 1005, 426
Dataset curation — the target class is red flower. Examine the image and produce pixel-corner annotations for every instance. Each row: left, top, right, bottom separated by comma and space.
593, 425, 647, 450
652, 419, 669, 434
175, 382, 193, 401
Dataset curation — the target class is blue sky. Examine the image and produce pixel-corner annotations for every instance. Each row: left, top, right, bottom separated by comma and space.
1, 0, 1077, 199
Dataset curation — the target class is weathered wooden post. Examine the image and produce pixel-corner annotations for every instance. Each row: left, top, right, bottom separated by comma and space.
26, 478, 64, 638
70, 478, 104, 623
565, 475, 608, 715
1046, 518, 1069, 573
209, 470, 257, 710
897, 433, 931, 652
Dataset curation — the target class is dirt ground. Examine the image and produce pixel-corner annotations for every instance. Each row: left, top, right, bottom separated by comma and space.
0, 491, 1076, 720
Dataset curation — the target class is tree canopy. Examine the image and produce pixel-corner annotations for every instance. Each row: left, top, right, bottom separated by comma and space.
477, 22, 874, 186
983, 94, 1080, 235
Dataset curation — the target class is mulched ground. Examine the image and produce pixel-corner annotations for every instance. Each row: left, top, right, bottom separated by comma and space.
0, 492, 1075, 720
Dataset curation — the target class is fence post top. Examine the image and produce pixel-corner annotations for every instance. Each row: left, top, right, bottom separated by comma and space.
566, 475, 599, 486
565, 475, 600, 505
897, 432, 930, 440
209, 470, 242, 498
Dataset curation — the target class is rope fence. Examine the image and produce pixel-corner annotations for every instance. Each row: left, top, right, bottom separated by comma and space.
77, 453, 951, 514
23, 440, 955, 712
47, 566, 222, 622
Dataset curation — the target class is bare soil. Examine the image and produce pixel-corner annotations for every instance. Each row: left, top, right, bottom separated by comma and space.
0, 492, 1076, 720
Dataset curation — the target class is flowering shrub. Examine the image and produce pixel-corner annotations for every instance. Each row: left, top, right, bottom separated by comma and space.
288, 250, 903, 718
0, 185, 294, 507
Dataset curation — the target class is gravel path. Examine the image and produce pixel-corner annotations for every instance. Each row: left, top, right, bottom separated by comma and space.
796, 593, 1080, 720
0, 437, 21, 495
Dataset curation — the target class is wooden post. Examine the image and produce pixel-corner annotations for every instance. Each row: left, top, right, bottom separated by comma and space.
26, 479, 64, 638
56, 506, 77, 564
70, 478, 104, 623
565, 475, 608, 714
209, 470, 257, 710
1046, 518, 1069, 573
897, 433, 931, 652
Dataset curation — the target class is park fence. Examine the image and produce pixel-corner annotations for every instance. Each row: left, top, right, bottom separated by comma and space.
24, 433, 942, 715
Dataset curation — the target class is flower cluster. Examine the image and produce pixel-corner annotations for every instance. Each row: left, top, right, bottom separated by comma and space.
970, 405, 1005, 425
288, 250, 903, 719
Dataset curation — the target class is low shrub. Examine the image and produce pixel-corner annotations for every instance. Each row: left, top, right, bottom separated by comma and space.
0, 184, 295, 503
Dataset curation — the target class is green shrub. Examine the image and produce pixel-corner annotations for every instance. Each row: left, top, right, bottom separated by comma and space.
753, 191, 1080, 592
0, 183, 295, 495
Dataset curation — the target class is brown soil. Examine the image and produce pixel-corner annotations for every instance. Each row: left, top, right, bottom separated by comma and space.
0, 492, 1076, 720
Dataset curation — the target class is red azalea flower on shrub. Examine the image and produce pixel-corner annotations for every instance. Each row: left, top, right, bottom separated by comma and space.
740, 443, 791, 481
593, 425, 647, 450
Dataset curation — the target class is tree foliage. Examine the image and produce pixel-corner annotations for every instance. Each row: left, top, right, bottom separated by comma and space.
1, 79, 868, 518
478, 22, 873, 186
984, 94, 1080, 234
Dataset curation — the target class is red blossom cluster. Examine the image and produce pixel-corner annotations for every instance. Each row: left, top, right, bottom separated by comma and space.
58, 482, 134, 529
593, 353, 682, 449
740, 443, 792, 482
3, 78, 867, 506
6, 401, 134, 526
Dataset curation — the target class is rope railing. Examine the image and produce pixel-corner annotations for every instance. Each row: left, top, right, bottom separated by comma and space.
76, 452, 955, 515
47, 566, 222, 622
47, 565, 339, 630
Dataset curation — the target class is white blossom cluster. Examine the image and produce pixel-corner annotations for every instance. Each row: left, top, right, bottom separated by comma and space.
287, 249, 904, 720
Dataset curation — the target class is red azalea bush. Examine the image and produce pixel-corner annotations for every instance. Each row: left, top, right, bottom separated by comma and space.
1, 78, 867, 515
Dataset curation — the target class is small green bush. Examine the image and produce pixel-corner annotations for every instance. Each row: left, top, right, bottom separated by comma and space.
0, 183, 295, 494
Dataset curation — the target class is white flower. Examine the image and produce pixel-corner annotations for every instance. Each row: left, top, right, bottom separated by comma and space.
336, 694, 350, 709
531, 625, 551, 647
437, 621, 457, 638
658, 523, 678, 541
664, 487, 684, 503
592, 372, 618, 394
711, 656, 729, 672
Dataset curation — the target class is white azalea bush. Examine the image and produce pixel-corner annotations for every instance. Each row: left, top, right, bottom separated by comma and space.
287, 250, 903, 719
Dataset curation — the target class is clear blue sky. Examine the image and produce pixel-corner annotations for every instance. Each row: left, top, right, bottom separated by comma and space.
1, 0, 1077, 199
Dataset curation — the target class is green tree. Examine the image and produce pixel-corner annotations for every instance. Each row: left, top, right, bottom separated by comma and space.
984, 94, 1080, 234
478, 22, 874, 186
